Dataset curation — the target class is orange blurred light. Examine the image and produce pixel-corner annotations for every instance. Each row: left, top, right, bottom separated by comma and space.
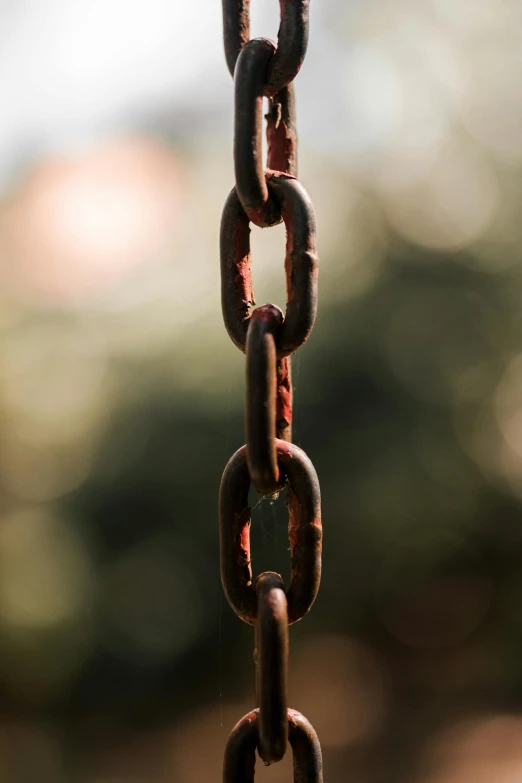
0, 137, 183, 304
424, 714, 522, 783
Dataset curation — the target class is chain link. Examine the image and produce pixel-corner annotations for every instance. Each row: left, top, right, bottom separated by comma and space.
219, 1, 323, 779
220, 175, 318, 356
255, 572, 288, 763
234, 39, 283, 227
222, 0, 310, 95
246, 304, 284, 494
219, 441, 322, 625
223, 709, 323, 783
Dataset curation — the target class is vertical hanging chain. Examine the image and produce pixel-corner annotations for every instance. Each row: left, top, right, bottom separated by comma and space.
219, 1, 323, 780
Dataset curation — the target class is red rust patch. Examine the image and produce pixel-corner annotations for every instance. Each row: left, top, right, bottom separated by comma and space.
267, 119, 297, 174
276, 356, 293, 440
238, 509, 252, 566
286, 487, 301, 550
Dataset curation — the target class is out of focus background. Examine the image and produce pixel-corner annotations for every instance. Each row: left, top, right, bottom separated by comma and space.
0, 0, 522, 780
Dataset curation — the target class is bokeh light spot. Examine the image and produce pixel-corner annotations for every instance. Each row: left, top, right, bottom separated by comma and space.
0, 137, 183, 304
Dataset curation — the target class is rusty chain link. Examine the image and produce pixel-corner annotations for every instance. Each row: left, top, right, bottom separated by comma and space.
220, 441, 322, 625
219, 1, 323, 779
222, 0, 310, 95
220, 174, 318, 358
223, 709, 323, 783
255, 572, 288, 763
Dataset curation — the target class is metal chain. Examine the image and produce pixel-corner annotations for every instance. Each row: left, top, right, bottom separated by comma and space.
219, 1, 323, 780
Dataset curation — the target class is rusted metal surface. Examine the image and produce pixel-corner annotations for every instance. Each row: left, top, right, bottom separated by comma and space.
223, 710, 258, 783
269, 82, 296, 449
222, 0, 251, 79
288, 709, 323, 782
234, 43, 300, 226
276, 355, 293, 442
220, 174, 318, 357
234, 38, 283, 227
223, 709, 323, 783
265, 0, 310, 98
219, 440, 322, 626
222, 0, 310, 96
245, 303, 293, 492
267, 83, 298, 177
220, 187, 253, 353
246, 305, 283, 495
255, 572, 289, 764
219, 0, 322, 776
269, 173, 318, 357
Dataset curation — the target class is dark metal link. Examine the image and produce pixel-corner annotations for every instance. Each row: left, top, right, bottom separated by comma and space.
234, 38, 283, 227
220, 187, 253, 349
288, 709, 324, 782
246, 305, 293, 493
255, 572, 288, 764
222, 0, 310, 96
223, 708, 323, 783
222, 0, 250, 79
266, 0, 310, 98
220, 173, 318, 358
234, 41, 299, 226
246, 304, 283, 495
219, 440, 322, 626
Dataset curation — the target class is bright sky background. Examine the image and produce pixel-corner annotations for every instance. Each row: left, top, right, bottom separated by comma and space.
0, 0, 337, 184
0, 1, 219, 180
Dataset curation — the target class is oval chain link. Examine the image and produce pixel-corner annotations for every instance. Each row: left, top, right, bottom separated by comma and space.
220, 174, 318, 357
234, 38, 283, 228
222, 0, 310, 96
255, 572, 288, 764
219, 440, 322, 626
223, 709, 323, 783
